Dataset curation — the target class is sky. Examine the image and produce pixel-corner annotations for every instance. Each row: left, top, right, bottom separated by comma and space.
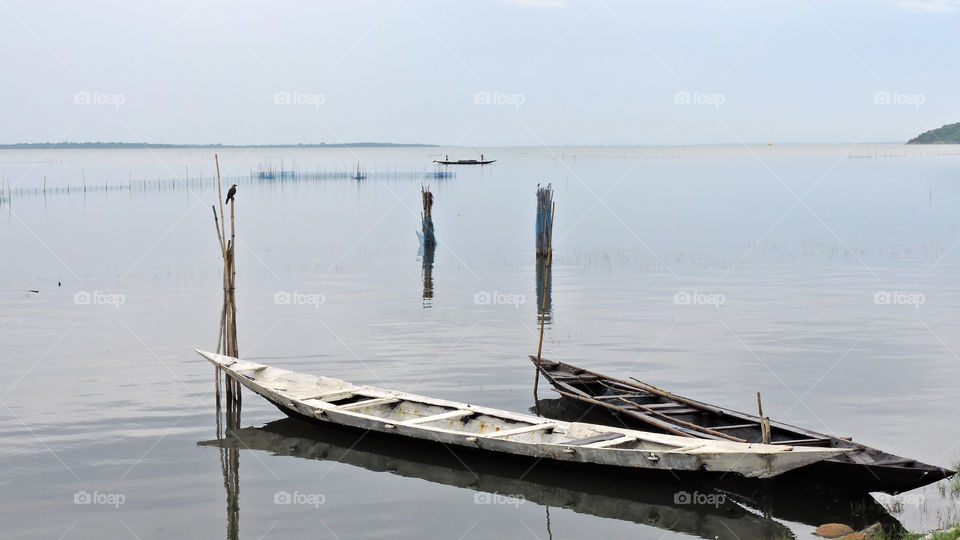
0, 0, 958, 146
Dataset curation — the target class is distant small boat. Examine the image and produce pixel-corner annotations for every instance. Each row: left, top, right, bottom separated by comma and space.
531, 356, 956, 493
198, 350, 845, 480
433, 159, 496, 165
352, 161, 367, 180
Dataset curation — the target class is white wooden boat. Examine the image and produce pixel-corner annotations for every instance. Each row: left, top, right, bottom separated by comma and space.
197, 351, 847, 479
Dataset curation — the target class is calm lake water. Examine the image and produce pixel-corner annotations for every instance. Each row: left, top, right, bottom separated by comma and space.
1, 144, 958, 539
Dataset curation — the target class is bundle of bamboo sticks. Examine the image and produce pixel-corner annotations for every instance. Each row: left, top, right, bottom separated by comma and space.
212, 155, 240, 406
535, 183, 554, 260
420, 185, 435, 247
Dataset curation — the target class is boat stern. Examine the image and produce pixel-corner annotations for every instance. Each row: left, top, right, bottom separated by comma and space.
195, 349, 235, 368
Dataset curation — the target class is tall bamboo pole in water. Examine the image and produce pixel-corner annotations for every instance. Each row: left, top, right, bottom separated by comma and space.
533, 201, 555, 400
212, 155, 240, 406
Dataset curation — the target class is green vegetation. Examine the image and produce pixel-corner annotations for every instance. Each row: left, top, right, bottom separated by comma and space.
0, 141, 435, 149
895, 525, 960, 539
907, 122, 960, 144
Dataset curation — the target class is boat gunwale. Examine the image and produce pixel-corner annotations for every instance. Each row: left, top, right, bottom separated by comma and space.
531, 355, 958, 482
200, 351, 848, 460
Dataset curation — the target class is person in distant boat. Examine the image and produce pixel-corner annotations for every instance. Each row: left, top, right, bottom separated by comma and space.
225, 184, 237, 204
481, 154, 484, 161
444, 154, 449, 161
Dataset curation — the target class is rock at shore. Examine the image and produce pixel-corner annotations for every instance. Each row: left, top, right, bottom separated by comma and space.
813, 523, 855, 538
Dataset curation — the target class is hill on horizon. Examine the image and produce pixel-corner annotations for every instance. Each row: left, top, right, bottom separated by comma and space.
908, 123, 960, 144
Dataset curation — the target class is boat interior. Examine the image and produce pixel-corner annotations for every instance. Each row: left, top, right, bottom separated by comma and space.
535, 359, 944, 469
236, 363, 732, 453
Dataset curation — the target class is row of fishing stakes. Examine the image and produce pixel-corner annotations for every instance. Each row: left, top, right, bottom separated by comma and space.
211, 155, 241, 415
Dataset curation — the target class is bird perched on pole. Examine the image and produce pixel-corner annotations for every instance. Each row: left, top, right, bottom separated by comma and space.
225, 184, 237, 204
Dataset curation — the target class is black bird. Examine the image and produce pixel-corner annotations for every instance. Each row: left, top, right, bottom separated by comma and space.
225, 184, 237, 204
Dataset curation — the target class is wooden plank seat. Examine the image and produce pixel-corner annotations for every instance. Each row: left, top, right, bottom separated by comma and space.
337, 397, 400, 410
403, 410, 474, 425
710, 423, 758, 431
583, 435, 637, 448
656, 407, 699, 415
627, 402, 687, 409
773, 438, 832, 446
564, 432, 626, 446
486, 423, 557, 439
595, 393, 650, 400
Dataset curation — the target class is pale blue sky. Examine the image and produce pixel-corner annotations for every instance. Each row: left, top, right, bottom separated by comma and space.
0, 0, 957, 145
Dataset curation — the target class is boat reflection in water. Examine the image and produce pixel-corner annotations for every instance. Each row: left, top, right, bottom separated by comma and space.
199, 415, 899, 540
533, 398, 904, 533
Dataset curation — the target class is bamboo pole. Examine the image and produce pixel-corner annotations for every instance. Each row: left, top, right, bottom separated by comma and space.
547, 202, 555, 265
533, 204, 556, 399
212, 155, 241, 404
757, 392, 771, 444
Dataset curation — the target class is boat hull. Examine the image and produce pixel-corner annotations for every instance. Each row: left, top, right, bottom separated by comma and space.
198, 351, 844, 480
531, 356, 955, 493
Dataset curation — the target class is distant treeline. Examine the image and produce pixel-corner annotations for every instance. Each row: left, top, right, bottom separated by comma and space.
0, 142, 437, 149
908, 122, 960, 144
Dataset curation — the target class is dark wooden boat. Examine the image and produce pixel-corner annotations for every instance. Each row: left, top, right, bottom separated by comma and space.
530, 356, 955, 494
433, 159, 496, 165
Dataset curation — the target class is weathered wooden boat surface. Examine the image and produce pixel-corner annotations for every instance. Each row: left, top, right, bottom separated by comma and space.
200, 418, 800, 540
198, 351, 845, 479
530, 356, 956, 493
433, 159, 496, 165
